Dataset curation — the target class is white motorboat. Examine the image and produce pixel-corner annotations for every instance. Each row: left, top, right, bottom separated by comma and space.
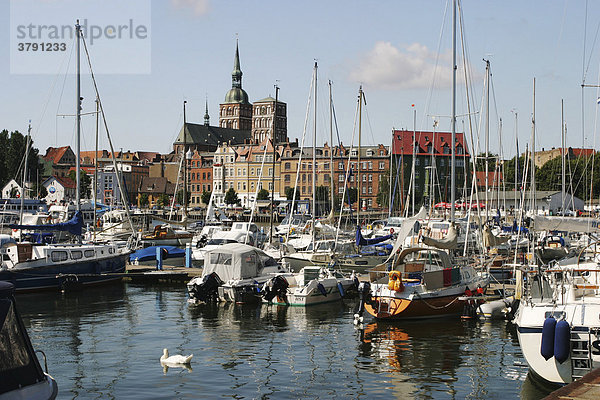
186, 243, 292, 304
261, 265, 357, 306
514, 251, 600, 385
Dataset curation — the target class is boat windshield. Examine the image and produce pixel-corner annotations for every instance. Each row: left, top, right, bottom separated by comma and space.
206, 238, 238, 246
0, 299, 46, 394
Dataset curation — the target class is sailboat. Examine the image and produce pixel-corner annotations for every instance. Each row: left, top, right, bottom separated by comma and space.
355, 0, 488, 321
0, 21, 129, 292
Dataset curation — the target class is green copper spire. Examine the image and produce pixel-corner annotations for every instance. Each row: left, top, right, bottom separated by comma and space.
204, 97, 210, 126
224, 39, 250, 104
232, 40, 242, 89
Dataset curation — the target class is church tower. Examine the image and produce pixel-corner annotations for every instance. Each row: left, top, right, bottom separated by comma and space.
219, 41, 253, 131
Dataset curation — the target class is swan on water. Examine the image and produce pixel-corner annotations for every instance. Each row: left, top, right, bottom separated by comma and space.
160, 348, 193, 364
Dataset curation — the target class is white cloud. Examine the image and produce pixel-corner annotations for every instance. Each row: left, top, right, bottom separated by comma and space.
171, 0, 210, 16
350, 41, 473, 90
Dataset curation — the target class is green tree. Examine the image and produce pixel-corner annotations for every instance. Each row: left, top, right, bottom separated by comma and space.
139, 193, 149, 207
175, 189, 190, 207
68, 169, 92, 199
201, 191, 211, 205
157, 193, 170, 207
257, 188, 270, 200
285, 187, 300, 201
224, 188, 240, 206
33, 183, 47, 199
0, 129, 43, 191
345, 187, 358, 206
475, 152, 499, 172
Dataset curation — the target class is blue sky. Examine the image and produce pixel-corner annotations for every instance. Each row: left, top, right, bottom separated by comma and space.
1, 0, 600, 160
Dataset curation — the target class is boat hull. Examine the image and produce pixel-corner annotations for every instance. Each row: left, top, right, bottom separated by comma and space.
515, 302, 600, 385
365, 292, 466, 320
0, 253, 128, 292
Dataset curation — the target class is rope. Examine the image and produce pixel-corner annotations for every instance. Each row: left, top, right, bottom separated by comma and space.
414, 292, 461, 310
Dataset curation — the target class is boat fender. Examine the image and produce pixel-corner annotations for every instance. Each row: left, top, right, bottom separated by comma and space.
540, 316, 556, 361
554, 319, 570, 364
161, 247, 169, 260
337, 282, 345, 298
317, 282, 327, 297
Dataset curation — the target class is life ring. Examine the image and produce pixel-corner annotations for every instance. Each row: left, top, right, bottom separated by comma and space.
367, 224, 372, 230
388, 271, 404, 292
389, 228, 394, 234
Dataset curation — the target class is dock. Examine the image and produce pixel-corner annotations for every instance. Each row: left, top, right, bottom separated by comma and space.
544, 368, 600, 399
124, 263, 203, 283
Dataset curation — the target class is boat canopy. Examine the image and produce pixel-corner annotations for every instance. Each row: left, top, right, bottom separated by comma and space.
129, 245, 185, 263
8, 210, 83, 236
355, 227, 393, 246
202, 243, 277, 281
532, 215, 600, 233
421, 223, 458, 250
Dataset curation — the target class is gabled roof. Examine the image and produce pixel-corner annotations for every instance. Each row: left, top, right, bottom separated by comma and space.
138, 177, 175, 195
44, 175, 76, 189
392, 129, 469, 156
175, 123, 252, 149
43, 146, 73, 164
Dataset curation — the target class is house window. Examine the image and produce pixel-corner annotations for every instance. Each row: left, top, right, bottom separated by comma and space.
324, 174, 330, 182
338, 187, 344, 194
362, 175, 366, 182
285, 162, 291, 170
368, 162, 372, 170
284, 175, 290, 182
362, 186, 366, 194
379, 161, 385, 170
338, 162, 344, 169
415, 159, 420, 166
339, 174, 344, 182
368, 186, 373, 194
368, 174, 372, 182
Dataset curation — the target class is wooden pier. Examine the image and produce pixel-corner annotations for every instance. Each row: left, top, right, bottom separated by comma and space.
543, 368, 600, 399
123, 263, 203, 283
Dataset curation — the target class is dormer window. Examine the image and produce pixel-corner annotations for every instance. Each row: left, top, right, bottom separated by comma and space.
351, 149, 358, 157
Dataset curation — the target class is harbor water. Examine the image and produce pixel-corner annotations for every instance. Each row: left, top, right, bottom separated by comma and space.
19, 282, 557, 399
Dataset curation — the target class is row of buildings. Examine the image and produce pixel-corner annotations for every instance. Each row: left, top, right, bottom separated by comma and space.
14, 42, 594, 215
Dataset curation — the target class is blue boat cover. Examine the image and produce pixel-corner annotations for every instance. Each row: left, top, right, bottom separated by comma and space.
8, 211, 83, 236
355, 226, 393, 247
129, 245, 185, 262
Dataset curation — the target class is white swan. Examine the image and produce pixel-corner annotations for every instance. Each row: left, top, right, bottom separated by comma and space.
160, 348, 193, 364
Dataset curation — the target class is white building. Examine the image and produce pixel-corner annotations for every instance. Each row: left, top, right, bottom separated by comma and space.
43, 176, 76, 205
1, 179, 22, 198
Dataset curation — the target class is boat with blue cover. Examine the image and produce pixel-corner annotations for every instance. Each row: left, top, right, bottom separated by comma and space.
129, 245, 186, 266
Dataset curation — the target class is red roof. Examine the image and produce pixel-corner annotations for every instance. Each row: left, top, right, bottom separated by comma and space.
571, 148, 595, 157
53, 176, 76, 189
392, 129, 469, 156
475, 171, 502, 187
43, 146, 71, 164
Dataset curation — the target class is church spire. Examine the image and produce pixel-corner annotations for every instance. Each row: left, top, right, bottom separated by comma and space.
204, 97, 210, 126
232, 39, 242, 89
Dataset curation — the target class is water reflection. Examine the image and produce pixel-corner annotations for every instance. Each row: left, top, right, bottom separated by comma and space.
14, 286, 536, 399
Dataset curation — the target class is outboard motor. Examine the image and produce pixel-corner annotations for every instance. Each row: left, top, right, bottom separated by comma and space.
188, 272, 223, 303
262, 275, 289, 304
354, 281, 372, 325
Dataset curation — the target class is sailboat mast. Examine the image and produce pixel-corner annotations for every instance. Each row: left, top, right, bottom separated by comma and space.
484, 59, 490, 220
183, 100, 188, 222
561, 99, 566, 212
357, 86, 362, 222
269, 85, 279, 243
328, 81, 335, 216
93, 98, 99, 240
411, 108, 416, 216
75, 20, 81, 213
312, 62, 317, 246
20, 122, 31, 225
388, 130, 393, 217
530, 78, 536, 213
450, 0, 457, 223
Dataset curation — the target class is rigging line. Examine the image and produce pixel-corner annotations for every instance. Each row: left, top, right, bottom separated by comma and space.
583, 0, 588, 82
286, 67, 314, 243
28, 32, 75, 148
583, 13, 600, 83
80, 31, 135, 234
420, 0, 450, 131
54, 34, 76, 146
